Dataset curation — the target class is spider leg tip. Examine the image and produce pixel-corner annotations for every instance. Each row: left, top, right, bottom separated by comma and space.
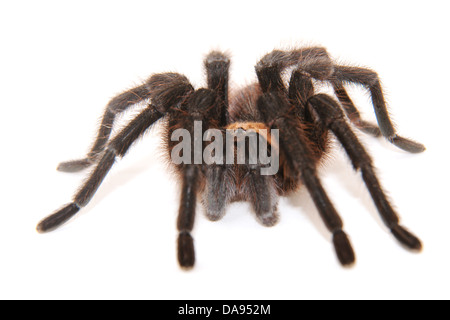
391, 225, 423, 252
177, 232, 196, 270
36, 203, 80, 234
36, 217, 57, 234
57, 158, 93, 172
35, 222, 47, 234
179, 264, 195, 271
341, 259, 356, 268
389, 135, 426, 153
256, 212, 279, 227
333, 230, 356, 266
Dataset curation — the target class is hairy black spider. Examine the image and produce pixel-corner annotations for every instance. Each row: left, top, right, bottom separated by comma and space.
37, 47, 425, 269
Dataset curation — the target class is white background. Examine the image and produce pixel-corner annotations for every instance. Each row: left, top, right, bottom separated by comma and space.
0, 0, 448, 300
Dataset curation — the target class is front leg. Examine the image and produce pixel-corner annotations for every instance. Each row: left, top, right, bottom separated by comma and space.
57, 73, 194, 172
37, 105, 163, 232
57, 82, 153, 172
333, 65, 425, 153
257, 92, 355, 266
177, 165, 200, 269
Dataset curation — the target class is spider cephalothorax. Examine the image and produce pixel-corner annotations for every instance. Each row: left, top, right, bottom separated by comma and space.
37, 47, 424, 269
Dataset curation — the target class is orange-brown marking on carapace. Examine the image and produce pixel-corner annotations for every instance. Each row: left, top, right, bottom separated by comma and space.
225, 122, 279, 151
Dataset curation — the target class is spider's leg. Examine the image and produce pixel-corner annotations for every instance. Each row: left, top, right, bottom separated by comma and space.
57, 83, 153, 172
37, 105, 163, 232
177, 165, 200, 269
58, 73, 194, 172
256, 47, 332, 92
332, 82, 381, 137
257, 90, 355, 266
268, 48, 379, 137
172, 88, 223, 269
258, 48, 422, 151
333, 65, 425, 153
204, 51, 230, 126
307, 93, 422, 251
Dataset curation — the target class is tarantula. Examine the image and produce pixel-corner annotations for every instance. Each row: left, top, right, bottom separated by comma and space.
37, 47, 425, 268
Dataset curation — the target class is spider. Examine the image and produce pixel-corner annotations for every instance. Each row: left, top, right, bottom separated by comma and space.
37, 47, 425, 269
